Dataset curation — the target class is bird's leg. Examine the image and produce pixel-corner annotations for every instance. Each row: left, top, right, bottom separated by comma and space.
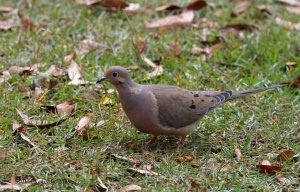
177, 135, 187, 147
145, 135, 157, 148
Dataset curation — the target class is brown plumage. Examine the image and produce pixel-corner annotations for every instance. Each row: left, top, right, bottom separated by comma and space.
97, 66, 281, 147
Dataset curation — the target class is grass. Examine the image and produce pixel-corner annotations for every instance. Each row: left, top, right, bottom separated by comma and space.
0, 0, 299, 191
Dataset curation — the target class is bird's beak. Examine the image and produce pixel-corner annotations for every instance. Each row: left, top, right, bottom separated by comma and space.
96, 77, 106, 83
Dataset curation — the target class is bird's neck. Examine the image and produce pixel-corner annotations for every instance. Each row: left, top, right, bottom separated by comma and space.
115, 80, 141, 97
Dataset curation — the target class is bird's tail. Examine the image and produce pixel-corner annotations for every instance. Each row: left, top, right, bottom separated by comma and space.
229, 85, 283, 100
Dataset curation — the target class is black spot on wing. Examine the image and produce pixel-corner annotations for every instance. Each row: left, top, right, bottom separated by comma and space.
189, 104, 196, 109
194, 93, 199, 97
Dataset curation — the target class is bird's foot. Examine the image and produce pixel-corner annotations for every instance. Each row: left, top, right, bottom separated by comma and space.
177, 136, 187, 148
145, 135, 157, 148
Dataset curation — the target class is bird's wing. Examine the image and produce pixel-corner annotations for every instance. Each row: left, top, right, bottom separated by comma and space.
147, 85, 232, 129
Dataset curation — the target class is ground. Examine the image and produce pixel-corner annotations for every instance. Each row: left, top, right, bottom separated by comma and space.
0, 0, 299, 191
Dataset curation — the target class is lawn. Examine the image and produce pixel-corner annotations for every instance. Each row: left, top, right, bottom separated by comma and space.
0, 0, 299, 191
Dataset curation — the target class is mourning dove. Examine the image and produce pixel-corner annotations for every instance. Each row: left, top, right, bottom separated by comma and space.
97, 66, 281, 147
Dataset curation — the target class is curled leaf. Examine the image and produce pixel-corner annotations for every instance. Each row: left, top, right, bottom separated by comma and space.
276, 149, 295, 162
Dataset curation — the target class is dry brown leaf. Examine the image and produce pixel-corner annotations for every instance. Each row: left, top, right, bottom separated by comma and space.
34, 87, 44, 101
232, 0, 251, 15
0, 70, 12, 83
75, 114, 94, 136
47, 65, 66, 77
275, 17, 300, 30
127, 168, 166, 178
0, 6, 14, 13
78, 39, 106, 55
202, 160, 230, 172
76, 0, 101, 6
176, 155, 195, 163
12, 121, 25, 134
20, 133, 37, 148
8, 65, 37, 75
276, 175, 292, 185
0, 19, 16, 30
146, 65, 163, 79
190, 180, 209, 191
276, 149, 295, 162
256, 164, 283, 175
68, 60, 83, 80
186, 0, 207, 11
191, 43, 224, 58
234, 146, 242, 162
286, 6, 300, 15
276, 0, 300, 6
121, 184, 142, 192
41, 101, 75, 116
145, 10, 194, 29
96, 176, 108, 191
64, 51, 77, 64
102, 0, 128, 10
16, 109, 30, 124
18, 13, 36, 30
155, 3, 182, 12
141, 54, 157, 68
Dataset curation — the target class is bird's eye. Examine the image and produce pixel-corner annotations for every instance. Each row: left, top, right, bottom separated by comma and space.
112, 72, 118, 77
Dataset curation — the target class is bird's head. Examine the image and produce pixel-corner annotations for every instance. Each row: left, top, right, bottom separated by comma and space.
97, 66, 131, 87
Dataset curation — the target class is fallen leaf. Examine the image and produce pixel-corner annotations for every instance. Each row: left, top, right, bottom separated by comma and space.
76, 0, 101, 6
18, 13, 36, 30
276, 149, 295, 162
186, 0, 207, 11
191, 43, 224, 58
100, 95, 113, 105
275, 17, 300, 30
12, 121, 25, 134
78, 39, 106, 55
8, 65, 37, 75
0, 6, 14, 13
141, 55, 164, 79
127, 168, 163, 177
47, 65, 66, 77
41, 101, 75, 116
34, 87, 44, 101
16, 109, 29, 124
95, 176, 108, 191
261, 160, 271, 165
75, 114, 94, 136
16, 109, 68, 128
155, 3, 182, 12
0, 70, 11, 83
20, 133, 37, 148
124, 3, 142, 12
202, 159, 230, 172
0, 19, 16, 30
276, 0, 300, 6
145, 10, 194, 29
256, 164, 283, 175
0, 173, 31, 191
64, 51, 77, 64
176, 155, 195, 163
68, 60, 83, 81
286, 6, 300, 15
232, 0, 251, 15
121, 184, 142, 192
101, 0, 128, 10
234, 146, 242, 162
